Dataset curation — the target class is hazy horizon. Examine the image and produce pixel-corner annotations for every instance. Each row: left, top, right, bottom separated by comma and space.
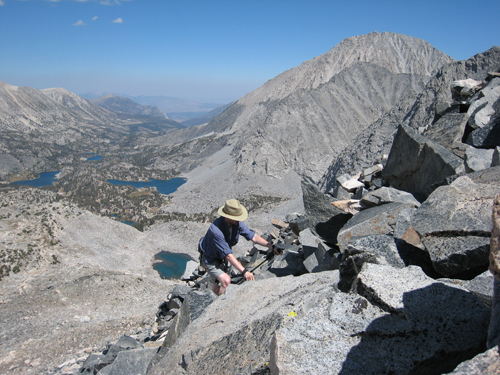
1, 0, 499, 103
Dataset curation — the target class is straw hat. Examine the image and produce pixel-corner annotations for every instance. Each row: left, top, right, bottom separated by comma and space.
218, 199, 248, 221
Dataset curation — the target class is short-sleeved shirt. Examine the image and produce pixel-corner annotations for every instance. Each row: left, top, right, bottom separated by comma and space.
199, 216, 255, 263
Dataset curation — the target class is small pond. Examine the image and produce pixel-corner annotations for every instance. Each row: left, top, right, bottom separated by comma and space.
11, 171, 60, 187
106, 177, 186, 195
153, 251, 193, 279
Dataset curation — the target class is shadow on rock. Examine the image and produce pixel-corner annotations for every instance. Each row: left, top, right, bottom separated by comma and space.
339, 283, 490, 375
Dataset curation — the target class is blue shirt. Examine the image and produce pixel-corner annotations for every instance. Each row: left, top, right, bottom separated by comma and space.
199, 217, 255, 263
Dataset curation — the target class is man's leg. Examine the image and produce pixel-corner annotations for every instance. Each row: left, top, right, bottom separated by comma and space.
488, 278, 500, 349
213, 273, 231, 296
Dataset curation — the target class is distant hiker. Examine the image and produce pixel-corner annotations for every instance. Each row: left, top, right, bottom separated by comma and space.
199, 199, 279, 296
488, 193, 500, 349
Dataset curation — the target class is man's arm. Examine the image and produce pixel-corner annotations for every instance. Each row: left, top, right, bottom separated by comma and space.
226, 253, 255, 281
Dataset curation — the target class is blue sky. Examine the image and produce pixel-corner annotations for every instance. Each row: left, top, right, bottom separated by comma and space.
1, 0, 499, 103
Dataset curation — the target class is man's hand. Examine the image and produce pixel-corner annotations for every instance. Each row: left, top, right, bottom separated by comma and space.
244, 270, 255, 281
272, 245, 283, 255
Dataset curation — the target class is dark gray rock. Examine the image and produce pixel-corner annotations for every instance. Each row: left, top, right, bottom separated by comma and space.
493, 147, 500, 166
462, 270, 495, 308
337, 202, 413, 251
268, 248, 307, 277
467, 96, 500, 148
339, 234, 404, 291
301, 180, 352, 245
412, 177, 500, 276
299, 228, 322, 259
424, 112, 469, 150
383, 124, 465, 199
148, 290, 216, 371
465, 147, 495, 173
97, 348, 157, 375
303, 241, 339, 273
288, 217, 310, 235
466, 78, 500, 129
360, 186, 421, 207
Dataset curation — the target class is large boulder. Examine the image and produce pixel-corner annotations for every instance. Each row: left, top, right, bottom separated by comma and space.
467, 96, 500, 148
148, 290, 216, 371
301, 180, 352, 245
339, 234, 405, 291
383, 124, 465, 199
270, 264, 490, 375
423, 112, 469, 151
146, 272, 340, 375
466, 77, 500, 130
337, 202, 414, 251
412, 176, 500, 276
360, 186, 421, 207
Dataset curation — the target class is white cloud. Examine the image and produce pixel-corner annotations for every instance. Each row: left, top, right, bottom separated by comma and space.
112, 17, 123, 23
0, 0, 4, 6
72, 20, 87, 26
92, 16, 98, 21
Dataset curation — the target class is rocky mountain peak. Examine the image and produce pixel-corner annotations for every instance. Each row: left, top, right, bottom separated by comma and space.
239, 31, 454, 107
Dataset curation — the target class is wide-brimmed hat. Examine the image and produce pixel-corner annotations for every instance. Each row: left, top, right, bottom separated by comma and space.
218, 199, 248, 221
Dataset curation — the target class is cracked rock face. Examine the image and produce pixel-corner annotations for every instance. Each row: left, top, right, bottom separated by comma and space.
412, 177, 500, 277
271, 264, 490, 375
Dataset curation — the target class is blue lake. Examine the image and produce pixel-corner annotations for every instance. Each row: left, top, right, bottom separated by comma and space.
87, 155, 103, 161
11, 171, 60, 187
107, 177, 186, 195
153, 252, 193, 279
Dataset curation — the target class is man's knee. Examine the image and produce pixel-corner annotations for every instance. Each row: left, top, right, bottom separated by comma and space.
217, 273, 231, 288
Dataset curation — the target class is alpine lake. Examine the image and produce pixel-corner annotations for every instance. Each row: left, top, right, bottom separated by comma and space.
11, 158, 191, 280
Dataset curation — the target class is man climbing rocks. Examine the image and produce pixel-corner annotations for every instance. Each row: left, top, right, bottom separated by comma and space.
199, 199, 279, 296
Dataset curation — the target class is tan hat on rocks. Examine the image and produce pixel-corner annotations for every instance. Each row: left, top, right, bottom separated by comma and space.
218, 199, 248, 221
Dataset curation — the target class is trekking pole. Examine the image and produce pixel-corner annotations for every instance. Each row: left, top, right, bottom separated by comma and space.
232, 244, 282, 285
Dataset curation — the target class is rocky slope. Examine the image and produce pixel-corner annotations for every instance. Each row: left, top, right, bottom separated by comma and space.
1, 32, 499, 375
138, 32, 454, 216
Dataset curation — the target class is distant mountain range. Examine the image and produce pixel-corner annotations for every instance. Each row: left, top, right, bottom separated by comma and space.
90, 94, 169, 119
79, 92, 226, 122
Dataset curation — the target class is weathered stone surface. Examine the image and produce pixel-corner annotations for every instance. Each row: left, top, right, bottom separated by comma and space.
268, 248, 307, 277
383, 124, 465, 199
445, 346, 500, 375
412, 177, 500, 276
465, 147, 495, 173
493, 147, 500, 166
339, 234, 404, 291
288, 217, 310, 235
147, 272, 340, 375
467, 78, 500, 129
424, 112, 469, 150
337, 202, 412, 251
272, 264, 490, 375
98, 348, 157, 375
451, 78, 483, 99
298, 228, 321, 259
148, 290, 216, 370
302, 180, 352, 245
303, 242, 339, 273
467, 165, 500, 185
467, 96, 500, 148
360, 186, 421, 208
462, 270, 495, 308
